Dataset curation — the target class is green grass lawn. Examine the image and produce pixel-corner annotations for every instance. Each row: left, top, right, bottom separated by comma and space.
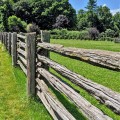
50, 39, 120, 120
51, 39, 120, 52
0, 39, 120, 120
0, 44, 52, 120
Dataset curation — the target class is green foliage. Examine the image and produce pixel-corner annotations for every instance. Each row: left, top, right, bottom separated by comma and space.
99, 29, 115, 41
50, 29, 90, 40
13, 0, 76, 30
97, 6, 112, 31
27, 23, 40, 34
105, 29, 115, 38
8, 15, 27, 32
13, 0, 32, 23
0, 0, 13, 31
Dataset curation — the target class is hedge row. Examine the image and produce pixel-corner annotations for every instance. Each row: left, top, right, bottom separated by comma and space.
50, 29, 119, 41
50, 29, 90, 40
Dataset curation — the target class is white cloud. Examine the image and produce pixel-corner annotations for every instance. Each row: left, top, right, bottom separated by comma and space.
102, 4, 106, 7
111, 8, 120, 15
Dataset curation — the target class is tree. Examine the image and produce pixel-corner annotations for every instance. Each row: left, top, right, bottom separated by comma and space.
88, 27, 99, 40
113, 12, 120, 29
97, 6, 112, 31
13, 0, 76, 30
77, 9, 88, 30
8, 15, 27, 32
13, 0, 32, 23
53, 15, 69, 29
86, 0, 98, 27
27, 23, 40, 34
0, 0, 13, 31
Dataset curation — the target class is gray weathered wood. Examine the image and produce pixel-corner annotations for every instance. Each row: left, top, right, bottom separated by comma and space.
8, 32, 11, 55
4, 32, 7, 49
26, 33, 36, 97
37, 55, 120, 114
18, 54, 27, 66
37, 68, 112, 120
18, 60, 27, 75
38, 31, 50, 69
17, 34, 26, 39
36, 78, 76, 120
1, 32, 3, 43
38, 43, 120, 70
19, 41, 26, 48
41, 30, 50, 43
11, 32, 17, 66
17, 48, 26, 58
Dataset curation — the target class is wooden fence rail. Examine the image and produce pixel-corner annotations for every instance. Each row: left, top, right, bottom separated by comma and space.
0, 31, 120, 120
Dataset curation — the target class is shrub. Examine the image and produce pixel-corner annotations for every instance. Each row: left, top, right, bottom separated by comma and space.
88, 28, 99, 40
53, 15, 69, 29
114, 38, 120, 43
8, 15, 27, 32
0, 23, 4, 32
105, 29, 115, 38
99, 37, 114, 41
50, 29, 90, 40
27, 23, 40, 35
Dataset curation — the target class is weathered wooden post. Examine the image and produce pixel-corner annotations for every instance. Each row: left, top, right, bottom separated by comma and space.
1, 32, 3, 43
8, 32, 11, 55
3, 32, 5, 45
26, 32, 36, 97
40, 30, 50, 69
4, 32, 7, 49
11, 32, 17, 66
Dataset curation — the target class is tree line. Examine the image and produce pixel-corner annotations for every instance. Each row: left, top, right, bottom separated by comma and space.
0, 0, 120, 38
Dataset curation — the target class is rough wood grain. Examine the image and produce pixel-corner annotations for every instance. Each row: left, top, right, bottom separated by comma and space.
36, 78, 76, 120
37, 55, 120, 114
18, 60, 27, 75
8, 32, 11, 55
38, 43, 120, 70
18, 54, 27, 66
17, 34, 26, 39
17, 48, 26, 58
19, 40, 26, 48
37, 68, 112, 120
11, 32, 17, 66
26, 33, 36, 96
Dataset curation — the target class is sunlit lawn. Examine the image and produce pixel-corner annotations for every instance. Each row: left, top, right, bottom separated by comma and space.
0, 44, 52, 120
50, 39, 120, 120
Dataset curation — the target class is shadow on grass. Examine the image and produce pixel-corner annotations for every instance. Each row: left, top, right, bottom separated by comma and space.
44, 73, 87, 120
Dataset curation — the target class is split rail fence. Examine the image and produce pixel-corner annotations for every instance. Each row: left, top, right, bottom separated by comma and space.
0, 31, 120, 120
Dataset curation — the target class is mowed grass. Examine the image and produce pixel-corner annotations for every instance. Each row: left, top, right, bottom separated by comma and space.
50, 39, 120, 120
0, 44, 52, 120
51, 39, 120, 52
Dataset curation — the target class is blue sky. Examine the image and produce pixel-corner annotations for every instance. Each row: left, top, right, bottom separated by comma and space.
69, 0, 120, 14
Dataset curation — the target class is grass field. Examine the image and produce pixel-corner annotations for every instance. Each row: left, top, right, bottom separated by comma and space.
0, 39, 120, 120
50, 39, 120, 120
0, 44, 52, 120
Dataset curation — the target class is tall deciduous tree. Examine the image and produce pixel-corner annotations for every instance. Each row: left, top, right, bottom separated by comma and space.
0, 0, 13, 31
77, 9, 88, 30
86, 0, 98, 27
13, 0, 76, 29
53, 15, 69, 29
97, 6, 112, 31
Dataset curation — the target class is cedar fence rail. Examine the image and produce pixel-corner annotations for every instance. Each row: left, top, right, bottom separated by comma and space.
0, 31, 120, 120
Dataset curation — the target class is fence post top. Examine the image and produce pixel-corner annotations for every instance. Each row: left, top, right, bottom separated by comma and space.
26, 32, 36, 35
